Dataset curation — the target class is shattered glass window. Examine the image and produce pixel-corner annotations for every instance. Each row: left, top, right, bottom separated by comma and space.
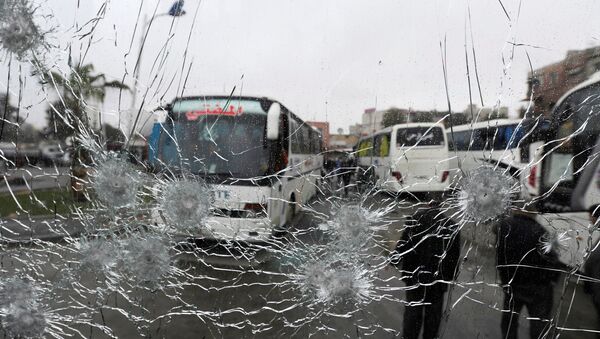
1, 0, 600, 338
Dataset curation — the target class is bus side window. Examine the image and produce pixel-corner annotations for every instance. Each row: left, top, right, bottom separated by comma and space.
499, 126, 512, 149
290, 118, 301, 153
300, 124, 311, 154
308, 129, 320, 154
488, 127, 505, 150
448, 130, 469, 151
507, 125, 525, 149
280, 111, 290, 154
481, 127, 496, 150
459, 131, 470, 150
470, 129, 485, 151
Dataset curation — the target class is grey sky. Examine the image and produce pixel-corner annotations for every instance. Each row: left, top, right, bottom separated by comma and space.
2, 0, 600, 133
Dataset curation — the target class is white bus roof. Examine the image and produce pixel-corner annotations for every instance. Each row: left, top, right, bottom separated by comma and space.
174, 94, 280, 103
359, 122, 445, 139
391, 122, 445, 130
449, 118, 523, 132
553, 71, 600, 109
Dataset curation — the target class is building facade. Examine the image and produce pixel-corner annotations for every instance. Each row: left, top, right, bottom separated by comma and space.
360, 108, 390, 136
329, 134, 359, 151
526, 46, 600, 117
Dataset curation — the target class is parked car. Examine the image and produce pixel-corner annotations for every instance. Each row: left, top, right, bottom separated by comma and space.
40, 145, 65, 166
60, 150, 72, 166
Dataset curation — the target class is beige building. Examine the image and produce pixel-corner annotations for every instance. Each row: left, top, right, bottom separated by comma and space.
360, 108, 387, 136
329, 134, 359, 151
526, 45, 600, 117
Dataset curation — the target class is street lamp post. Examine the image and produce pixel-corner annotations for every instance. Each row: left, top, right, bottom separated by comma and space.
130, 0, 186, 111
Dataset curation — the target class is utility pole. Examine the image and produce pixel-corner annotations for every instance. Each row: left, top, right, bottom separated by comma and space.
130, 1, 186, 111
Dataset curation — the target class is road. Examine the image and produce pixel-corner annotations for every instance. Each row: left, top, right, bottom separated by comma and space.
0, 166, 70, 193
0, 192, 598, 338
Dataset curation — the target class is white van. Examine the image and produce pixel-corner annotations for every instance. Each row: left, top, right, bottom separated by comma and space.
356, 122, 456, 193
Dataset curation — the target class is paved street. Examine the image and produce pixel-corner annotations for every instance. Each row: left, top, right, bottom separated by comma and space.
0, 166, 70, 193
1, 192, 598, 338
0, 215, 83, 242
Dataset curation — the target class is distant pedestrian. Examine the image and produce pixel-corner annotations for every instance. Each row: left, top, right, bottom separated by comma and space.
496, 210, 565, 339
332, 157, 346, 192
390, 193, 461, 339
335, 158, 342, 170
341, 156, 354, 195
584, 204, 600, 335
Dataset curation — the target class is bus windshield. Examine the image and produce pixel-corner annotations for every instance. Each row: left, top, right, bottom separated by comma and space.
158, 113, 270, 178
396, 127, 445, 147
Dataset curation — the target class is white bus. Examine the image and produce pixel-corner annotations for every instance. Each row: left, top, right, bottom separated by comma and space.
446, 119, 529, 176
149, 95, 323, 242
524, 72, 600, 266
356, 122, 456, 193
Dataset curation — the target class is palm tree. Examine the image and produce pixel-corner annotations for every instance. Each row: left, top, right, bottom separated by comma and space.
41, 63, 129, 201
44, 63, 129, 140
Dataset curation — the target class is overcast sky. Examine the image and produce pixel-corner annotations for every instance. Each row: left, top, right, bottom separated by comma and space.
2, 0, 600, 133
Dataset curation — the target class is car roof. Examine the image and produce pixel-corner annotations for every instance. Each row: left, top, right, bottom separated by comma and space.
450, 118, 523, 132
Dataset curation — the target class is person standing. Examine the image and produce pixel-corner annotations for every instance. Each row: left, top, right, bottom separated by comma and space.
391, 194, 461, 339
341, 155, 354, 195
496, 210, 564, 339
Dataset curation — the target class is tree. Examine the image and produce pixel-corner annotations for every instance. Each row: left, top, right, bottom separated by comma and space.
17, 123, 41, 143
0, 93, 17, 142
382, 107, 408, 128
444, 112, 469, 128
0, 93, 17, 123
40, 63, 129, 200
104, 123, 126, 145
0, 93, 40, 143
42, 63, 129, 141
411, 111, 434, 123
486, 107, 509, 120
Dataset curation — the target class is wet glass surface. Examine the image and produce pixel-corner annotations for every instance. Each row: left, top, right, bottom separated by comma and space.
1, 1, 600, 338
